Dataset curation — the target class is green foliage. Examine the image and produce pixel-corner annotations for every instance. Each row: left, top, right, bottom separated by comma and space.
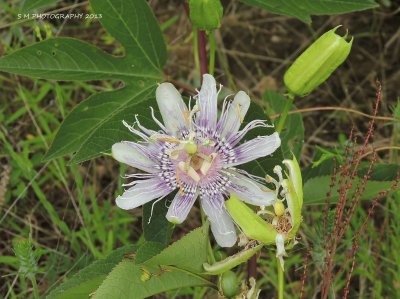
47, 226, 213, 299
46, 245, 138, 299
239, 0, 378, 23
20, 0, 61, 13
303, 175, 394, 205
13, 237, 39, 280
0, 0, 166, 163
264, 90, 304, 159
92, 225, 214, 299
142, 197, 173, 246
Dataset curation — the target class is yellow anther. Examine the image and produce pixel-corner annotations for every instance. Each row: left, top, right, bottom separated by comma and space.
176, 167, 184, 196
157, 137, 181, 144
183, 110, 190, 125
273, 201, 285, 217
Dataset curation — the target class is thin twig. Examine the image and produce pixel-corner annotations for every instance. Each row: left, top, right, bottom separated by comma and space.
270, 106, 396, 122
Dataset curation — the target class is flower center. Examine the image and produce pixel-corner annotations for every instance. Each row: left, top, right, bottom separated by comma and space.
177, 145, 218, 184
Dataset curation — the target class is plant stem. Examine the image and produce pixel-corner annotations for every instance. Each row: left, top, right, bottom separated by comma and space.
276, 93, 295, 133
200, 207, 216, 264
208, 30, 216, 75
198, 30, 208, 77
270, 106, 395, 122
31, 276, 39, 299
193, 29, 200, 79
277, 257, 284, 299
247, 255, 257, 278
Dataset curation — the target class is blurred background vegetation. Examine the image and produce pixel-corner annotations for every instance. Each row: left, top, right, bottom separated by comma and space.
0, 0, 399, 298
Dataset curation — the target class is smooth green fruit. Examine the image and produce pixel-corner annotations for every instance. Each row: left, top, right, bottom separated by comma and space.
220, 271, 239, 298
189, 0, 223, 31
284, 26, 353, 97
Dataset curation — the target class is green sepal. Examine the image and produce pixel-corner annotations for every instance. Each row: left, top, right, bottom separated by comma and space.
283, 155, 303, 206
225, 195, 277, 244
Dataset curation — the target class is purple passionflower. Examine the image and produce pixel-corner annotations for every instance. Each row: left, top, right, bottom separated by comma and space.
112, 74, 281, 247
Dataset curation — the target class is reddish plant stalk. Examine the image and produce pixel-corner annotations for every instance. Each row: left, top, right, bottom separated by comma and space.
320, 82, 391, 298
300, 253, 309, 299
198, 30, 208, 77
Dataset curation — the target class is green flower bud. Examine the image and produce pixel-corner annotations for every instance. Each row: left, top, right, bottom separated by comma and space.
225, 195, 277, 245
220, 271, 239, 298
284, 26, 353, 97
189, 0, 223, 31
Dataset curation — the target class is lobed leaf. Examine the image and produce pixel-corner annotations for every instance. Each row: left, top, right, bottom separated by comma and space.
0, 0, 166, 163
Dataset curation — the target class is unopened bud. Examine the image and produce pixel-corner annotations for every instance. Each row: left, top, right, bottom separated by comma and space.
284, 26, 353, 97
220, 271, 239, 298
189, 0, 223, 31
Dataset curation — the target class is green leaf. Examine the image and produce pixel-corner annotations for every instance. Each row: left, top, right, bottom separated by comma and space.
264, 90, 304, 159
142, 194, 174, 246
92, 260, 212, 299
135, 242, 165, 264
20, 0, 61, 13
91, 0, 166, 72
303, 175, 394, 205
240, 101, 284, 178
46, 83, 158, 163
146, 224, 209, 273
239, 0, 378, 23
46, 245, 138, 299
0, 38, 156, 81
92, 226, 213, 299
0, 0, 166, 163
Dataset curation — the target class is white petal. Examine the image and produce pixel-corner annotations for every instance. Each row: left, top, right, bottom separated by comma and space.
201, 194, 237, 247
156, 83, 188, 137
227, 132, 281, 167
166, 188, 198, 224
112, 142, 157, 173
196, 74, 218, 130
116, 178, 171, 210
225, 171, 275, 206
219, 91, 250, 138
